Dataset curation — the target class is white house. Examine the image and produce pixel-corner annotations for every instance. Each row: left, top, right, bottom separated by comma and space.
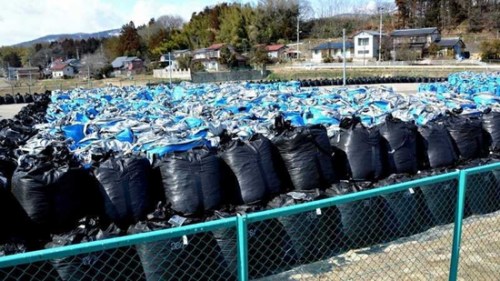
353, 30, 385, 61
265, 44, 287, 59
191, 43, 247, 71
311, 41, 353, 63
51, 62, 75, 78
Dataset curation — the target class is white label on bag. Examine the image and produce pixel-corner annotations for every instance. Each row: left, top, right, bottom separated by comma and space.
182, 235, 189, 246
316, 208, 322, 216
409, 188, 415, 194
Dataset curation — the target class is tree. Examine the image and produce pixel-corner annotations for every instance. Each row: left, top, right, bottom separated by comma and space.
102, 37, 121, 60
480, 39, 500, 61
249, 46, 270, 70
118, 21, 143, 57
157, 15, 185, 31
218, 45, 238, 69
2, 52, 22, 67
191, 61, 205, 72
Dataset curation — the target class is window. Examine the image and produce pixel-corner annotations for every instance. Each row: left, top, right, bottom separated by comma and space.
358, 38, 369, 46
358, 50, 369, 54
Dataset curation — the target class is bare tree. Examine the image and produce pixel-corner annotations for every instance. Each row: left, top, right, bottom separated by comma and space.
156, 15, 185, 31
81, 51, 108, 78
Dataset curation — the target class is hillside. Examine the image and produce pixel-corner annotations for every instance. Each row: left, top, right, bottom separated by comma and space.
14, 29, 120, 47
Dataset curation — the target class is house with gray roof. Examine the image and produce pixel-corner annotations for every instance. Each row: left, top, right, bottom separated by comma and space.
435, 37, 466, 57
353, 30, 386, 61
311, 41, 354, 62
390, 27, 441, 49
111, 56, 144, 76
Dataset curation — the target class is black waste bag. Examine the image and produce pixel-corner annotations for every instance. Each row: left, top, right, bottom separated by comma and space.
418, 122, 458, 169
459, 158, 500, 215
11, 146, 100, 234
266, 192, 345, 264
0, 149, 18, 189
157, 147, 222, 216
441, 113, 485, 160
0, 240, 59, 281
94, 155, 153, 230
0, 182, 37, 244
376, 174, 430, 237
379, 115, 418, 175
220, 134, 281, 205
272, 123, 336, 191
482, 109, 500, 152
330, 117, 384, 181
209, 205, 296, 279
326, 181, 394, 248
418, 170, 459, 225
130, 207, 231, 281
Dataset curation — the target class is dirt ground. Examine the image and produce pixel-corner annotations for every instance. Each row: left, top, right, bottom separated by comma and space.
258, 211, 500, 281
0, 104, 26, 120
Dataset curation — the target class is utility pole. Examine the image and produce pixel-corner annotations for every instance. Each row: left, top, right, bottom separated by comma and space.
87, 64, 90, 88
7, 63, 14, 94
342, 29, 346, 86
297, 16, 300, 61
378, 7, 384, 62
28, 59, 32, 95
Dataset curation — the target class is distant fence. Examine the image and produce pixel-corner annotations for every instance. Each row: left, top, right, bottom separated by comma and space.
1, 163, 500, 280
191, 70, 271, 83
153, 69, 191, 80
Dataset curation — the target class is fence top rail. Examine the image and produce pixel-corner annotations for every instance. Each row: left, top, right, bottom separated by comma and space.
246, 170, 460, 223
0, 216, 237, 269
462, 161, 500, 176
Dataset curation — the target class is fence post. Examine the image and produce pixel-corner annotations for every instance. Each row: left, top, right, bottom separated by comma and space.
449, 169, 467, 281
236, 214, 248, 281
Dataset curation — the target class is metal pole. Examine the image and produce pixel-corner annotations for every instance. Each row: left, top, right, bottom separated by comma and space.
379, 8, 383, 62
7, 63, 14, 94
237, 214, 248, 281
29, 59, 32, 95
169, 52, 172, 87
342, 29, 346, 86
449, 170, 467, 281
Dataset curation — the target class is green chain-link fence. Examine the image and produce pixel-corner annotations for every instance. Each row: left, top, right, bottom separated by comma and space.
1, 163, 500, 280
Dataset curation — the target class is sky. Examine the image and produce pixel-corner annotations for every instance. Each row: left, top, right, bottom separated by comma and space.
0, 0, 378, 46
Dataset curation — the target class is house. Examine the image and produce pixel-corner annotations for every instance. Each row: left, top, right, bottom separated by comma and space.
111, 56, 144, 75
50, 60, 75, 78
353, 31, 386, 61
160, 49, 191, 69
391, 27, 441, 49
265, 44, 287, 59
311, 41, 354, 63
192, 43, 247, 71
6, 67, 41, 80
435, 37, 466, 58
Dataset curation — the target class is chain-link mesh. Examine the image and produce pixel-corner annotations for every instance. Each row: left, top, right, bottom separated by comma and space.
251, 180, 458, 281
0, 225, 238, 281
458, 169, 500, 280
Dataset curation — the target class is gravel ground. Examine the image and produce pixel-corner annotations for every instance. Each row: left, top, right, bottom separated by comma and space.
0, 104, 27, 120
257, 211, 500, 281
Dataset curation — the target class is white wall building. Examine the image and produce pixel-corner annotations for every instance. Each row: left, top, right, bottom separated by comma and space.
52, 65, 75, 78
311, 41, 353, 63
353, 31, 384, 61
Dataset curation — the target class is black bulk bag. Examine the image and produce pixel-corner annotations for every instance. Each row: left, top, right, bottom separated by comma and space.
94, 155, 153, 229
24, 93, 34, 103
4, 94, 14, 104
209, 206, 296, 279
0, 240, 60, 281
0, 181, 37, 243
266, 192, 345, 263
458, 158, 500, 215
11, 147, 100, 234
441, 112, 485, 160
45, 218, 144, 281
376, 174, 431, 237
130, 207, 231, 281
157, 147, 222, 216
330, 117, 384, 181
482, 109, 500, 152
379, 115, 418, 175
326, 181, 394, 248
220, 134, 281, 205
418, 122, 458, 169
14, 93, 24, 104
418, 169, 459, 225
271, 123, 336, 191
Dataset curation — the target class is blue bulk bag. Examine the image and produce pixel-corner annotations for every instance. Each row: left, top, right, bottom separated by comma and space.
116, 128, 134, 143
62, 124, 85, 143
